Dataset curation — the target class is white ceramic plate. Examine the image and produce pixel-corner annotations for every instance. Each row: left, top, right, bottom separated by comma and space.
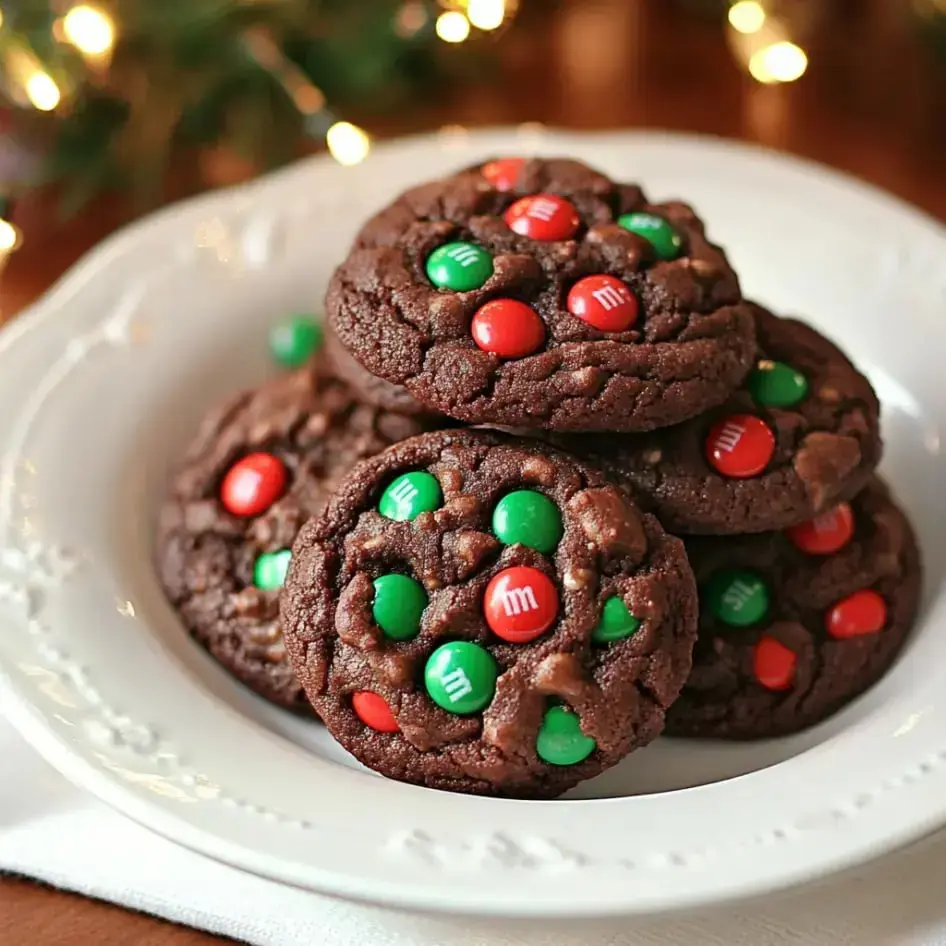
1, 128, 944, 919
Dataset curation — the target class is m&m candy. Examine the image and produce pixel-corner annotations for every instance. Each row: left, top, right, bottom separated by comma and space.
491, 489, 563, 554
748, 360, 809, 409
471, 299, 545, 359
269, 315, 322, 368
787, 503, 855, 556
504, 194, 580, 242
753, 636, 797, 691
426, 242, 493, 292
826, 589, 887, 639
372, 574, 427, 641
253, 549, 292, 591
220, 453, 287, 517
592, 597, 641, 644
705, 569, 770, 627
482, 157, 524, 192
566, 275, 638, 333
378, 472, 443, 522
616, 212, 683, 261
484, 566, 558, 644
536, 705, 596, 766
424, 641, 497, 714
705, 414, 775, 479
352, 691, 400, 733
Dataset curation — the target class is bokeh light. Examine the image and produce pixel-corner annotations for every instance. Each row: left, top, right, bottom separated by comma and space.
26, 72, 61, 110
467, 0, 506, 31
326, 121, 371, 166
0, 219, 21, 252
63, 5, 115, 55
728, 1, 766, 35
748, 41, 808, 83
436, 11, 471, 43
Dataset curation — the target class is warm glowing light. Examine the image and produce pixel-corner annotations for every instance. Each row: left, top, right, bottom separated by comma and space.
728, 1, 766, 34
326, 121, 371, 166
26, 72, 61, 111
748, 41, 808, 84
0, 10, 4, 29
394, 0, 429, 38
436, 11, 471, 43
0, 219, 20, 252
467, 0, 505, 30
63, 5, 115, 55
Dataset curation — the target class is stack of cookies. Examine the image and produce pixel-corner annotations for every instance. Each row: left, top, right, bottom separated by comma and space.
157, 157, 921, 798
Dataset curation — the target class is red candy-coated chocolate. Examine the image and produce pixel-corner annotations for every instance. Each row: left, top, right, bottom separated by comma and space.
220, 452, 287, 517
471, 299, 546, 358
352, 691, 399, 733
705, 414, 775, 479
787, 502, 855, 556
484, 566, 558, 644
566, 275, 638, 332
504, 194, 580, 242
482, 158, 524, 192
826, 589, 887, 639
753, 636, 797, 691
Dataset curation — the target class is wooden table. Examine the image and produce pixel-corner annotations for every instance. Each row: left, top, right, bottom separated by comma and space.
3, 1, 945, 941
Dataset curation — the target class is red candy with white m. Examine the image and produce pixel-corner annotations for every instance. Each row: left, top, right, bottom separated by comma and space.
484, 566, 558, 644
504, 194, 580, 242
704, 414, 775, 478
567, 275, 638, 332
787, 502, 854, 555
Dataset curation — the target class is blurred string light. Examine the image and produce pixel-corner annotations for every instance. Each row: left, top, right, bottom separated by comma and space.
728, 1, 766, 34
433, 0, 513, 42
62, 5, 116, 57
2, 44, 63, 111
467, 0, 506, 31
0, 218, 20, 253
436, 10, 471, 43
242, 30, 370, 165
0, 196, 22, 268
326, 121, 371, 166
25, 71, 61, 110
726, 0, 808, 84
749, 40, 807, 83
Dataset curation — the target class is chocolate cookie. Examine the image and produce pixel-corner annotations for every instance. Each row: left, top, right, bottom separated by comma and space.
323, 323, 440, 418
281, 428, 698, 798
585, 305, 881, 534
665, 479, 921, 739
156, 367, 436, 712
326, 157, 756, 432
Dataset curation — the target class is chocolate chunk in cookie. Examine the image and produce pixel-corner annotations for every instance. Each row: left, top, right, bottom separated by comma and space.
156, 366, 438, 712
281, 429, 698, 797
326, 157, 756, 432
584, 304, 882, 534
665, 479, 921, 739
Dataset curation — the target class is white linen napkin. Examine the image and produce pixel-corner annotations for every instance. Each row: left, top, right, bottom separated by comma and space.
3, 714, 946, 946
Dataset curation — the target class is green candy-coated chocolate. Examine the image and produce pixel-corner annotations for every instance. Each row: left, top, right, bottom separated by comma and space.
591, 596, 641, 644
372, 573, 428, 641
616, 212, 683, 261
425, 242, 493, 292
269, 315, 322, 368
536, 705, 596, 766
424, 641, 497, 715
491, 489, 563, 554
747, 360, 809, 408
705, 569, 770, 627
378, 472, 443, 522
253, 549, 292, 591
